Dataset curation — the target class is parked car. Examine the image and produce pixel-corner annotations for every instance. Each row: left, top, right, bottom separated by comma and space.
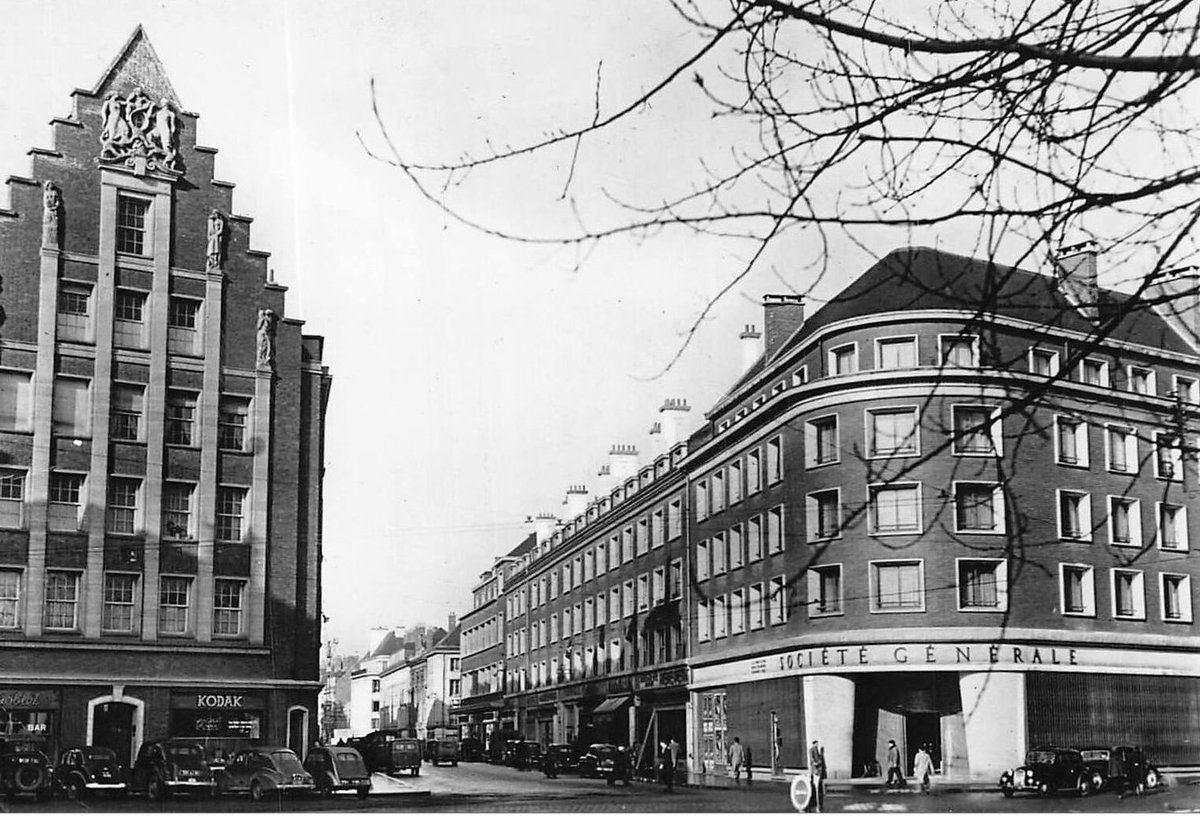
1080, 745, 1162, 794
53, 746, 126, 800
502, 740, 541, 769
128, 739, 215, 800
999, 746, 1092, 798
304, 746, 372, 798
353, 730, 421, 775
460, 737, 484, 762
578, 744, 632, 785
545, 744, 579, 772
427, 739, 460, 767
391, 738, 423, 776
0, 738, 53, 800
214, 746, 314, 801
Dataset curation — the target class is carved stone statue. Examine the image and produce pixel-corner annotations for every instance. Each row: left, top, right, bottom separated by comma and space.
256, 308, 277, 370
206, 210, 225, 271
99, 88, 179, 172
42, 181, 61, 248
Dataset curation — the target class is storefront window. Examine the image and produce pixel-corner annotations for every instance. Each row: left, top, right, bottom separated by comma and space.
170, 692, 263, 766
699, 690, 726, 769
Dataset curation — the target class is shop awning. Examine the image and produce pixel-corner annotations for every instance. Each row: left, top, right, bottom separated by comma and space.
593, 696, 631, 715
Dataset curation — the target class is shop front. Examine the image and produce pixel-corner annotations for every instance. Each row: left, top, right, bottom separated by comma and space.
168, 691, 264, 766
0, 689, 59, 759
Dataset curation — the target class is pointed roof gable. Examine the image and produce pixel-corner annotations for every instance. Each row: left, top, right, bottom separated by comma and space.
91, 26, 182, 108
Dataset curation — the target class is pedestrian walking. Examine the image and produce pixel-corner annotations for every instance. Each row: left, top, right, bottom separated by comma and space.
744, 743, 753, 785
885, 739, 905, 788
659, 740, 676, 792
807, 739, 827, 812
727, 736, 746, 782
913, 744, 934, 794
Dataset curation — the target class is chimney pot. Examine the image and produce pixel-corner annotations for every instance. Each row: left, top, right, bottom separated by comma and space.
762, 295, 804, 359
1055, 241, 1100, 322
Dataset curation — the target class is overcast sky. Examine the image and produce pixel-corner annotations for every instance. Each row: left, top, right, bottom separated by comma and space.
1, 1, 1015, 654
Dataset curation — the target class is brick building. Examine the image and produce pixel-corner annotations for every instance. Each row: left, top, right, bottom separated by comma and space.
458, 244, 1199, 780
0, 28, 331, 765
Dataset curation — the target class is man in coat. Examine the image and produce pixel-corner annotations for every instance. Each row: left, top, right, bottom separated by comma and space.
913, 744, 934, 794
886, 739, 905, 788
807, 739, 827, 812
727, 736, 746, 782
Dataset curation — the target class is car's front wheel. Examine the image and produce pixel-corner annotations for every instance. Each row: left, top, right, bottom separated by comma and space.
1146, 768, 1161, 789
147, 776, 168, 801
1038, 781, 1052, 797
1077, 775, 1092, 797
250, 781, 264, 802
1001, 785, 1014, 798
65, 778, 84, 801
1091, 771, 1104, 792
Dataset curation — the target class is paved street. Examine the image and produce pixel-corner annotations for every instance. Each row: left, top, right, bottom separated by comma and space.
0, 762, 1196, 812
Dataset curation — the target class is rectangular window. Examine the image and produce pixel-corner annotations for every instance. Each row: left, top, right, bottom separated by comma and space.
769, 575, 788, 624
940, 335, 977, 367
216, 486, 247, 541
623, 580, 635, 618
1174, 375, 1199, 403
766, 436, 783, 483
712, 532, 727, 575
767, 506, 784, 553
636, 518, 649, 556
747, 515, 763, 562
1105, 425, 1137, 473
56, 283, 93, 342
105, 477, 140, 535
1108, 497, 1142, 547
806, 416, 839, 466
871, 560, 924, 611
161, 482, 194, 540
652, 509, 665, 548
1127, 366, 1156, 396
955, 483, 1004, 533
1112, 569, 1145, 619
1055, 417, 1089, 467
52, 378, 91, 437
668, 498, 683, 540
1161, 573, 1193, 623
876, 337, 917, 369
749, 583, 764, 630
746, 449, 761, 494
102, 573, 137, 633
1060, 564, 1095, 616
609, 586, 621, 623
622, 527, 634, 563
165, 392, 197, 446
1079, 358, 1109, 387
213, 580, 244, 636
1156, 432, 1183, 480
167, 297, 201, 355
0, 371, 33, 432
867, 407, 918, 457
48, 472, 85, 531
728, 460, 743, 505
952, 405, 1000, 455
583, 549, 595, 583
1029, 348, 1059, 376
584, 597, 595, 629
1057, 490, 1092, 541
697, 598, 710, 642
110, 384, 144, 442
728, 525, 744, 570
711, 471, 725, 513
670, 559, 683, 600
713, 595, 728, 639
113, 289, 147, 348
869, 484, 921, 534
574, 555, 583, 588
1158, 503, 1188, 551
158, 576, 192, 635
829, 343, 857, 375
0, 569, 19, 629
44, 571, 80, 630
116, 195, 150, 255
806, 489, 841, 541
0, 470, 24, 528
696, 540, 709, 581
957, 559, 1007, 611
637, 574, 649, 612
653, 567, 666, 605
218, 397, 250, 451
808, 565, 843, 616
695, 481, 709, 520
730, 589, 745, 635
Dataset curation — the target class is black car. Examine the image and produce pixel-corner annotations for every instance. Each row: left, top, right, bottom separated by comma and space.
304, 746, 372, 798
502, 739, 541, 768
999, 746, 1092, 797
1079, 745, 1162, 794
54, 746, 126, 800
460, 738, 484, 762
578, 744, 632, 785
0, 738, 53, 800
128, 739, 215, 799
545, 744, 579, 772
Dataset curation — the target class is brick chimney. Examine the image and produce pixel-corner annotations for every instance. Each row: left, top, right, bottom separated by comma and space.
762, 295, 804, 360
1055, 241, 1100, 322
563, 485, 589, 520
739, 324, 763, 371
447, 612, 457, 633
1145, 265, 1200, 352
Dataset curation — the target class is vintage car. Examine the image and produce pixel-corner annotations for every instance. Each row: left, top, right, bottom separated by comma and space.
502, 740, 542, 769
545, 744, 580, 772
214, 746, 314, 800
1079, 745, 1162, 794
999, 746, 1092, 797
460, 737, 484, 762
304, 746, 372, 797
0, 738, 53, 800
53, 746, 126, 799
128, 739, 215, 799
351, 730, 422, 775
578, 744, 632, 785
427, 739, 460, 767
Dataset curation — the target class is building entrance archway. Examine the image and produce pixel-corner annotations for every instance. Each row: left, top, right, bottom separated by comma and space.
87, 695, 143, 769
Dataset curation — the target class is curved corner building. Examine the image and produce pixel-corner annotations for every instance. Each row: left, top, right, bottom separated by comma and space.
687, 246, 1199, 781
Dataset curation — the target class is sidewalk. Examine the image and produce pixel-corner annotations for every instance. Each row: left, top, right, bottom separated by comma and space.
364, 772, 431, 797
